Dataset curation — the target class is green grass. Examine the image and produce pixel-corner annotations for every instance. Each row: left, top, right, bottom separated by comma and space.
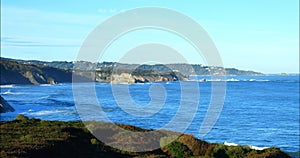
0, 115, 291, 158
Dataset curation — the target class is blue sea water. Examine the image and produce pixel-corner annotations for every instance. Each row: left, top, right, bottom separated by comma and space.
0, 75, 299, 152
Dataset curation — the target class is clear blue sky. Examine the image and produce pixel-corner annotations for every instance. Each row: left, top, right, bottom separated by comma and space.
1, 0, 299, 73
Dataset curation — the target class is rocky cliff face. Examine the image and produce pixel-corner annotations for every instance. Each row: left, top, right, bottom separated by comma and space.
109, 72, 186, 84
0, 96, 15, 113
0, 60, 73, 85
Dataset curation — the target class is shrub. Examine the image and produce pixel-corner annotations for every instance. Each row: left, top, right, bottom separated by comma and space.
165, 141, 192, 158
15, 114, 29, 121
225, 146, 250, 158
90, 138, 100, 145
20, 134, 34, 142
211, 145, 229, 158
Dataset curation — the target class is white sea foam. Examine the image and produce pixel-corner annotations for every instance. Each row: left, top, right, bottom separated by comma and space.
224, 141, 239, 146
206, 79, 223, 82
255, 79, 270, 82
1, 90, 25, 95
39, 95, 51, 99
40, 84, 53, 86
198, 78, 270, 82
0, 84, 14, 88
224, 142, 269, 150
2, 90, 12, 95
24, 110, 65, 116
227, 78, 240, 82
249, 145, 269, 150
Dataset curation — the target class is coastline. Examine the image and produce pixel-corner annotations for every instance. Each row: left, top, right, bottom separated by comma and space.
0, 115, 292, 158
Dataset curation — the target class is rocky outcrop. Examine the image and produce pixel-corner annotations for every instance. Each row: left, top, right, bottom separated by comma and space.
111, 73, 135, 84
109, 72, 188, 84
0, 96, 14, 113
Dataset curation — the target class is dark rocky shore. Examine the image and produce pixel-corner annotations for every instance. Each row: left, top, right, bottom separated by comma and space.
0, 95, 15, 113
0, 115, 291, 158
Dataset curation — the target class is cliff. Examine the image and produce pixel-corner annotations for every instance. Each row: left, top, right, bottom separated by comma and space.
0, 96, 14, 113
0, 60, 73, 85
0, 60, 188, 85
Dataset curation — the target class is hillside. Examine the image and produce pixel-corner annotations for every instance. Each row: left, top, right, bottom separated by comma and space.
0, 115, 291, 158
0, 59, 187, 85
0, 57, 264, 85
0, 60, 74, 85
1, 57, 264, 76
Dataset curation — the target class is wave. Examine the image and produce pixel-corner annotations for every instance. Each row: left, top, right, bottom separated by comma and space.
249, 145, 269, 150
40, 84, 53, 86
195, 78, 271, 82
39, 95, 52, 99
0, 84, 14, 88
224, 141, 238, 146
192, 77, 299, 83
22, 109, 68, 116
227, 78, 240, 82
248, 79, 270, 82
40, 83, 67, 86
205, 78, 238, 82
224, 141, 269, 150
1, 90, 25, 95
1, 90, 12, 95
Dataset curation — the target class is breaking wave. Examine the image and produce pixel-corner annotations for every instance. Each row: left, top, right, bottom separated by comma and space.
0, 84, 14, 88
224, 141, 269, 150
22, 109, 75, 116
1, 90, 25, 95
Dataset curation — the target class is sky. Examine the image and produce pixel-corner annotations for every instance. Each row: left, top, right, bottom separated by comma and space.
1, 0, 299, 73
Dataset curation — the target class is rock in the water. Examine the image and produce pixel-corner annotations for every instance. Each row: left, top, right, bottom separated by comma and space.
0, 95, 15, 113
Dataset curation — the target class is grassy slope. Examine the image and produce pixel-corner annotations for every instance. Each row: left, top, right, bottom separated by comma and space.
0, 115, 291, 158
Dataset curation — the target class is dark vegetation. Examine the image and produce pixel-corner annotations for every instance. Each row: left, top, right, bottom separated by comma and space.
0, 115, 290, 158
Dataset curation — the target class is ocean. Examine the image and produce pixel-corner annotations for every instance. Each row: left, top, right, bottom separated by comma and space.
1, 75, 299, 153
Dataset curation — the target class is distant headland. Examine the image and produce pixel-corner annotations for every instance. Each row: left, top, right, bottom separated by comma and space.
0, 57, 264, 85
